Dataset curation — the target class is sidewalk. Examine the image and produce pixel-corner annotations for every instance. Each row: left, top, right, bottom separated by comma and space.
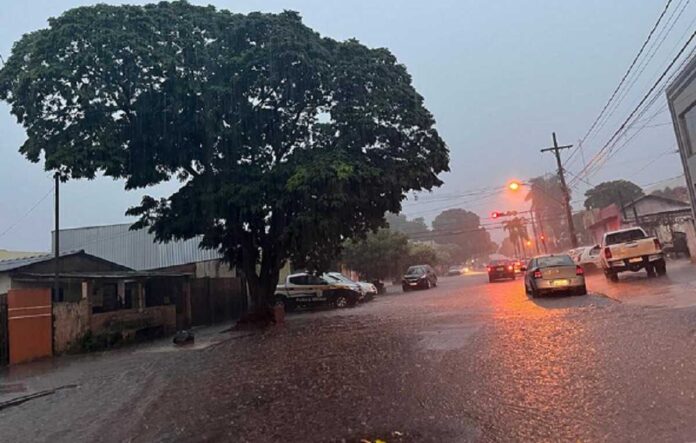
0, 320, 238, 408
587, 259, 696, 308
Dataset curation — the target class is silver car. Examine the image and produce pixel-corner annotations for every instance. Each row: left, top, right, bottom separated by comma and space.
524, 254, 587, 297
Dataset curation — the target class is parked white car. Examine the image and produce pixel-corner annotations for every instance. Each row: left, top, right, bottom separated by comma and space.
325, 272, 377, 300
573, 245, 602, 271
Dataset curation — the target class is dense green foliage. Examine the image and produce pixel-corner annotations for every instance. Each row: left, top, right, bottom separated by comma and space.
0, 2, 449, 310
525, 176, 566, 248
385, 213, 429, 237
341, 229, 410, 280
431, 209, 493, 261
584, 180, 644, 210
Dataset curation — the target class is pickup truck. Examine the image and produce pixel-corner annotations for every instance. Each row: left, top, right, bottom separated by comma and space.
274, 272, 362, 311
600, 227, 666, 282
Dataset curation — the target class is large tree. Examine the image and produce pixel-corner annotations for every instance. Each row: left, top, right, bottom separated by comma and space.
431, 209, 493, 261
584, 180, 644, 210
525, 176, 566, 248
385, 213, 429, 238
651, 186, 689, 203
0, 3, 448, 316
341, 229, 409, 281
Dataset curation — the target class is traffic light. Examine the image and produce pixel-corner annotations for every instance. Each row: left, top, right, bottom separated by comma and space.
491, 211, 501, 219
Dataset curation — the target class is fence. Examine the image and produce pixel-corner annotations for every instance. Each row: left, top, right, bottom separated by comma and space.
190, 278, 247, 326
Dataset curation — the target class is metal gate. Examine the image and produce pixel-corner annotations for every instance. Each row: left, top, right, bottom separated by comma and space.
8, 288, 52, 365
0, 294, 7, 366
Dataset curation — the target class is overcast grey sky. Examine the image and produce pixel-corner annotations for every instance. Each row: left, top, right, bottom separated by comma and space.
0, 0, 692, 251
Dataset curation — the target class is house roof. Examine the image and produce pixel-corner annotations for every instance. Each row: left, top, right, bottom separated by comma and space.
625, 194, 690, 209
0, 249, 47, 261
0, 251, 81, 273
0, 250, 130, 273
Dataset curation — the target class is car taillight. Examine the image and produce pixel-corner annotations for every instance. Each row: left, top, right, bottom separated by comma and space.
604, 247, 612, 259
654, 238, 662, 250
576, 265, 584, 276
533, 270, 543, 279
487, 266, 491, 272
507, 265, 513, 271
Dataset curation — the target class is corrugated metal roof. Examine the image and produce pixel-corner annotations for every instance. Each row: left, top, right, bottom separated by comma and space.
0, 250, 82, 273
56, 224, 223, 271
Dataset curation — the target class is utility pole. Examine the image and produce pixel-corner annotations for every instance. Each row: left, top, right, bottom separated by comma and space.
541, 132, 578, 249
54, 173, 60, 302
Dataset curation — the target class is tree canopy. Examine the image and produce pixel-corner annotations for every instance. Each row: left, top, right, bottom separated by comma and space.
584, 180, 644, 210
341, 229, 409, 280
0, 2, 449, 313
525, 175, 566, 248
651, 186, 688, 202
431, 208, 494, 261
385, 213, 429, 238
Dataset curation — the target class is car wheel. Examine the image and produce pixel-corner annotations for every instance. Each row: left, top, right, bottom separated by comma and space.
655, 259, 667, 277
575, 285, 588, 296
530, 286, 538, 298
646, 264, 657, 278
605, 271, 618, 282
334, 294, 350, 308
425, 279, 431, 290
488, 275, 494, 283
511, 273, 516, 281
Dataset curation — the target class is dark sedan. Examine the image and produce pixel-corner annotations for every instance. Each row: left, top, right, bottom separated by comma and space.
402, 265, 438, 291
487, 259, 516, 283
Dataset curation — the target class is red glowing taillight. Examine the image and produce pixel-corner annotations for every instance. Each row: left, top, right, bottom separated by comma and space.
533, 270, 543, 279
654, 238, 662, 250
576, 265, 584, 276
487, 266, 491, 272
604, 247, 612, 259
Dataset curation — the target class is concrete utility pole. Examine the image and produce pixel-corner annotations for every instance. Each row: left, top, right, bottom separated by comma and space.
541, 133, 578, 249
54, 173, 60, 302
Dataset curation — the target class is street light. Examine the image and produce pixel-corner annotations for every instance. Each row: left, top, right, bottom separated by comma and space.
508, 180, 522, 192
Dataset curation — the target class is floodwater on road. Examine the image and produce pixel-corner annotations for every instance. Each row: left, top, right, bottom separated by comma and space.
4, 261, 696, 442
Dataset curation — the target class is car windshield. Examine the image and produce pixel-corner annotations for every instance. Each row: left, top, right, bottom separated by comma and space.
489, 260, 509, 266
536, 255, 575, 267
326, 273, 354, 284
406, 266, 426, 275
605, 229, 646, 245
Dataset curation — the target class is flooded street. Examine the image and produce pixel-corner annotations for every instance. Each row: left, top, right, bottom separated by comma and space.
5, 262, 696, 442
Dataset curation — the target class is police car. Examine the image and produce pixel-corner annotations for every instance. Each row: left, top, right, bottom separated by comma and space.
274, 272, 362, 311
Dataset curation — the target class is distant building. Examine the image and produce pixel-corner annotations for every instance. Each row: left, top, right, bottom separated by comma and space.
667, 57, 696, 259
0, 249, 46, 261
667, 55, 696, 216
56, 223, 228, 275
56, 224, 248, 325
583, 195, 692, 251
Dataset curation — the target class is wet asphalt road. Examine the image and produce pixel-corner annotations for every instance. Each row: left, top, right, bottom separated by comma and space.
5, 263, 696, 442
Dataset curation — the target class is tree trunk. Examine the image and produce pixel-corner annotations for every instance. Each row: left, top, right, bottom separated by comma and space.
238, 260, 282, 326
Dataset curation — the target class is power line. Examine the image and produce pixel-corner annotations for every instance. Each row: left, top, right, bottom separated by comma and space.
573, 0, 674, 157
569, 29, 696, 187
0, 186, 55, 241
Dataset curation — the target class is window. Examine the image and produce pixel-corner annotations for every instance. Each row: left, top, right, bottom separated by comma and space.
306, 275, 326, 285
605, 229, 646, 245
289, 275, 308, 285
537, 255, 574, 267
683, 104, 696, 157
